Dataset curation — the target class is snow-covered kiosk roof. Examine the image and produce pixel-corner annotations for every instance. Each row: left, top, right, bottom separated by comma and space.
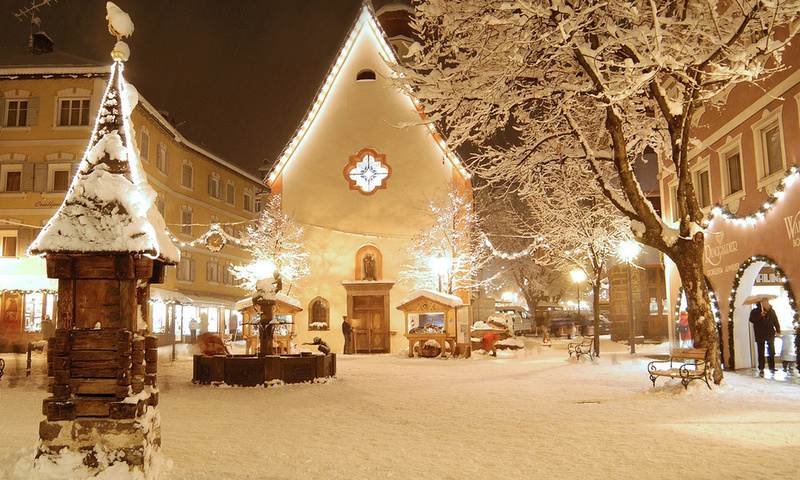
28, 54, 179, 264
396, 289, 464, 311
235, 294, 303, 315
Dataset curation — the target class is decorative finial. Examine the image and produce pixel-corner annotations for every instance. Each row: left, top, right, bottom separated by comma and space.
106, 2, 134, 61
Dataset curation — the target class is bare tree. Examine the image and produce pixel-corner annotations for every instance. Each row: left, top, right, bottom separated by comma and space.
402, 0, 800, 383
401, 185, 493, 295
232, 195, 309, 293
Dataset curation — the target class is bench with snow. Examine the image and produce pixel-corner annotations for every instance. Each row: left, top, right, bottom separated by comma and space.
567, 337, 594, 361
647, 347, 712, 389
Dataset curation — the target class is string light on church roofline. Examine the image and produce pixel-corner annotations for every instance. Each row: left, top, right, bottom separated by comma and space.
267, 5, 470, 186
705, 166, 799, 228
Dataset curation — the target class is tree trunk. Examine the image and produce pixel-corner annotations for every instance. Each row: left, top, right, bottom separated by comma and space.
593, 278, 601, 357
670, 234, 723, 384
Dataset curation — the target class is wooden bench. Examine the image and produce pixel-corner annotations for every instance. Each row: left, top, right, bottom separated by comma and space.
567, 337, 594, 361
647, 348, 712, 389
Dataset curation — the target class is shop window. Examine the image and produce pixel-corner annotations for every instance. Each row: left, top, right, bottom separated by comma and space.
308, 297, 330, 330
58, 98, 90, 126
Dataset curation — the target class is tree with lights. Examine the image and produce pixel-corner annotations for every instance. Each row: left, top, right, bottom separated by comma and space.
232, 195, 309, 293
401, 185, 492, 295
402, 0, 800, 383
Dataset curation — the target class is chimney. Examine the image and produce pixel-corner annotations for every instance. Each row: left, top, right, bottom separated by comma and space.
30, 31, 54, 55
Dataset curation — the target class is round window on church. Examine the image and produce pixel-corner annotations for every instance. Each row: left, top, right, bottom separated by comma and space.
343, 148, 392, 195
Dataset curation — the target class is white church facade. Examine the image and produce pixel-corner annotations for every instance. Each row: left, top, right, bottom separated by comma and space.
265, 5, 470, 354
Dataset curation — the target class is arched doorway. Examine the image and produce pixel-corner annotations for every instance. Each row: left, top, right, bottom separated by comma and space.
729, 256, 797, 370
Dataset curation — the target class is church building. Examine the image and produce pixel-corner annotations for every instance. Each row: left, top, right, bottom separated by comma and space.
265, 4, 471, 354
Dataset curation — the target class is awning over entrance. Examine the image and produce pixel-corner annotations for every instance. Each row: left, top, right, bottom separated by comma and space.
0, 274, 57, 293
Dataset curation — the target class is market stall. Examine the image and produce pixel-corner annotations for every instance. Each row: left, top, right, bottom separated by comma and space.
235, 293, 302, 355
396, 289, 468, 358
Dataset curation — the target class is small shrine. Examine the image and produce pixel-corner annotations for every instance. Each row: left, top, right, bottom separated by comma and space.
26, 5, 179, 476
396, 289, 469, 358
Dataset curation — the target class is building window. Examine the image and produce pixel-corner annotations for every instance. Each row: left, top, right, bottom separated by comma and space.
243, 189, 253, 212
156, 142, 168, 174
156, 192, 166, 218
226, 181, 235, 205
5, 100, 28, 126
752, 107, 786, 187
724, 151, 742, 196
58, 98, 90, 126
695, 167, 711, 209
668, 182, 680, 224
177, 254, 195, 282
223, 262, 236, 285
208, 173, 221, 199
181, 160, 193, 189
180, 206, 193, 236
1, 232, 17, 257
254, 195, 263, 212
47, 163, 71, 192
356, 69, 376, 81
1, 164, 23, 192
139, 127, 150, 163
308, 297, 330, 331
206, 258, 222, 283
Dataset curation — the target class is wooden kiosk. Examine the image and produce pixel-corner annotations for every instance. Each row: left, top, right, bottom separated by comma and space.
235, 293, 302, 355
397, 290, 468, 358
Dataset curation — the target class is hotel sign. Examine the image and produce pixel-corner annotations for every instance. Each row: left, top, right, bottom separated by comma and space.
784, 212, 800, 247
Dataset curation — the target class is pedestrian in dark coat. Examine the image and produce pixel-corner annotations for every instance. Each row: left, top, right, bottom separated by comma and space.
342, 316, 352, 354
749, 300, 781, 374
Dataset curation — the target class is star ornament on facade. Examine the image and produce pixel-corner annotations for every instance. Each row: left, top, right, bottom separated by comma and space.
344, 148, 391, 195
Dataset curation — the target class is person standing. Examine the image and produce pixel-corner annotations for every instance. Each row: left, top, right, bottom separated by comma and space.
749, 300, 781, 375
189, 318, 199, 343
342, 316, 352, 354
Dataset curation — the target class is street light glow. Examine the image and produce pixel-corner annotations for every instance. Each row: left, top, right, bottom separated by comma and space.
570, 269, 587, 284
428, 256, 449, 276
618, 240, 641, 263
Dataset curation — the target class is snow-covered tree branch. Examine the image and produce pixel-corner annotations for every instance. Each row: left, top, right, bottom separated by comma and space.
402, 0, 800, 383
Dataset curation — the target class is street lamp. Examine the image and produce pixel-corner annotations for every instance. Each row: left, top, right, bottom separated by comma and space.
570, 269, 587, 337
618, 240, 641, 355
429, 256, 449, 292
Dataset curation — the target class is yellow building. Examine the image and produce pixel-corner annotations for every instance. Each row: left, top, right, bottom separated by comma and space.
0, 39, 262, 350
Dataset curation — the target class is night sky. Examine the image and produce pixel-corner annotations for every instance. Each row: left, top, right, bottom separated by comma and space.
1, 0, 390, 176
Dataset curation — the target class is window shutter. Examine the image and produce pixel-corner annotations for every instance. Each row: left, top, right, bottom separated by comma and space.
165, 151, 170, 173
18, 228, 31, 251
22, 163, 34, 191
26, 97, 39, 126
0, 100, 4, 126
206, 262, 213, 281
208, 175, 213, 196
33, 163, 47, 191
70, 162, 78, 179
189, 259, 195, 282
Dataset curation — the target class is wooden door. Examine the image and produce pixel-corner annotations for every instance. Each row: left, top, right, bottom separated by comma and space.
352, 295, 387, 353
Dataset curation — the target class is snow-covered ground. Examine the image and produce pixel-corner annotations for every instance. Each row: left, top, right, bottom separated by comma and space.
1, 337, 799, 479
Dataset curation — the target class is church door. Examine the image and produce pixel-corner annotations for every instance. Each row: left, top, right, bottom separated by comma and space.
352, 295, 387, 353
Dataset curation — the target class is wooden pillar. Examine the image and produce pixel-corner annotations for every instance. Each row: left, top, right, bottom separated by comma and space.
37, 253, 165, 470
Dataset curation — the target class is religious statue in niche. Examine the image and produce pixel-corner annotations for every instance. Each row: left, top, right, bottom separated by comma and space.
362, 253, 377, 281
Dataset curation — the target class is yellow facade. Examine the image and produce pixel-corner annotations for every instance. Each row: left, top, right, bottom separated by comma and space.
0, 61, 262, 349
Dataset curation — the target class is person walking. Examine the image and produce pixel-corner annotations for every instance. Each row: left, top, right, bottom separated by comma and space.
342, 316, 352, 354
749, 300, 781, 375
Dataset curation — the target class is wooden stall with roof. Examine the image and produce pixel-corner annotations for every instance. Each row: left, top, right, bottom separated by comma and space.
397, 289, 466, 358
235, 293, 302, 354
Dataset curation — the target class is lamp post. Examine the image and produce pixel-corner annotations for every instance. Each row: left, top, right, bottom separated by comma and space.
618, 241, 641, 355
429, 256, 449, 293
570, 269, 587, 338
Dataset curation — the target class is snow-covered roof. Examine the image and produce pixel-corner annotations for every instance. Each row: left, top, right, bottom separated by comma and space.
28, 59, 180, 264
396, 289, 464, 309
235, 293, 302, 312
265, 3, 469, 186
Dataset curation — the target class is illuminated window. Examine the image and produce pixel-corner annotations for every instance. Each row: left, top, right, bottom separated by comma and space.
344, 148, 391, 195
58, 98, 90, 126
308, 297, 330, 330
